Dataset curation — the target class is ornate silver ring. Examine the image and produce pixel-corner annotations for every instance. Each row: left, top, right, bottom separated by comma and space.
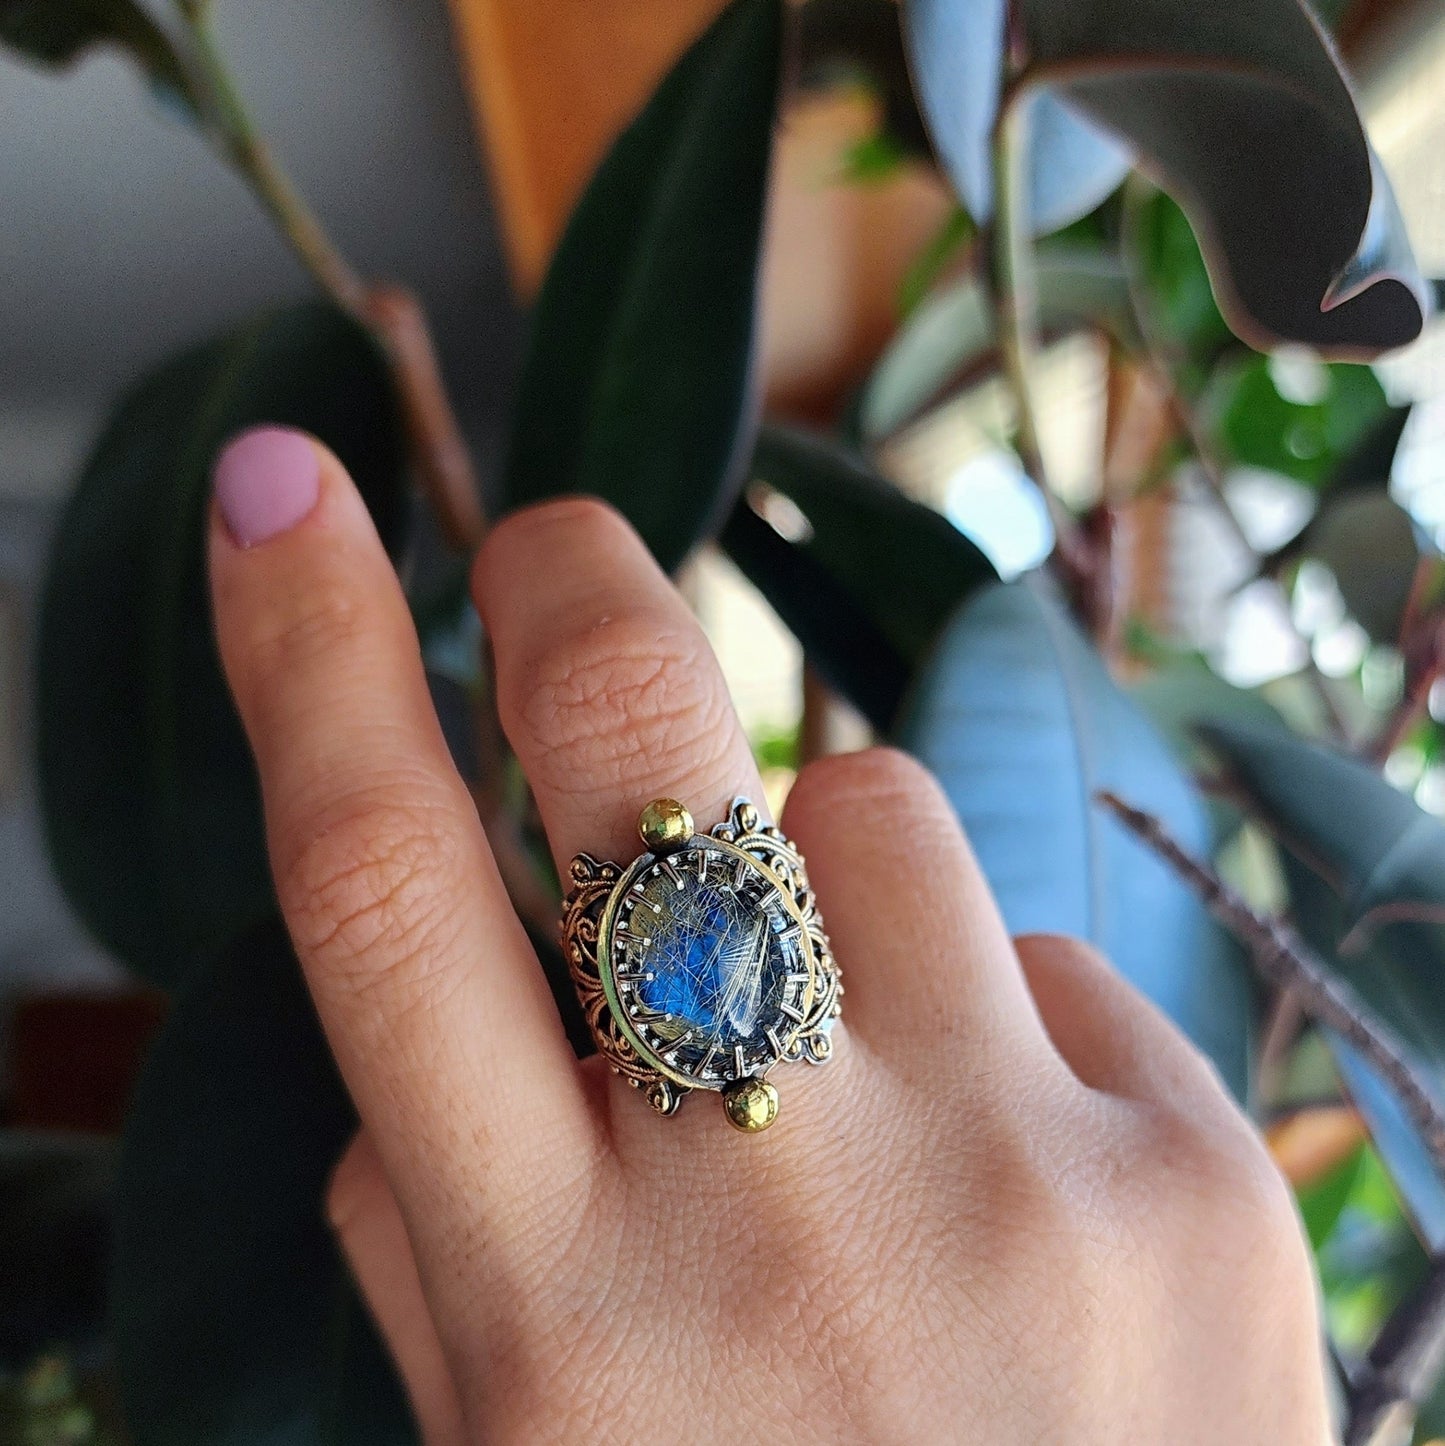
561, 798, 842, 1133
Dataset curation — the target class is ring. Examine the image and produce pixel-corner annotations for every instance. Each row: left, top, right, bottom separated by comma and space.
561, 797, 842, 1133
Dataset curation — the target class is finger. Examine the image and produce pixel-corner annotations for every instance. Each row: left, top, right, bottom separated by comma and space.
1015, 933, 1240, 1118
781, 749, 1065, 1078
209, 428, 594, 1252
328, 1135, 467, 1446
472, 497, 765, 873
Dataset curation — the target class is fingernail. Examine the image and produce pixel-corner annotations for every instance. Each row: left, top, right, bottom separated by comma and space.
213, 426, 321, 547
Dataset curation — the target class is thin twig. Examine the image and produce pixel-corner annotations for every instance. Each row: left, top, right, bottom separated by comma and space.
985, 101, 1103, 629
1368, 562, 1443, 764
1096, 792, 1445, 1175
1344, 1254, 1445, 1446
1098, 791, 1445, 1441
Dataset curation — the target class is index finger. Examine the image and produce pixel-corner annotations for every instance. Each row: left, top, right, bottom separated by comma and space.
208, 429, 596, 1275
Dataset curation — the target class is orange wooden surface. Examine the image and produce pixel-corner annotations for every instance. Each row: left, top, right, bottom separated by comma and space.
445, 0, 953, 419
446, 0, 728, 296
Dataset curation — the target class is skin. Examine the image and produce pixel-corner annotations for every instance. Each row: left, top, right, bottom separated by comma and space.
209, 445, 1336, 1445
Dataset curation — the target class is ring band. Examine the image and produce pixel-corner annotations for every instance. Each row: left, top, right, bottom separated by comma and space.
561, 797, 841, 1132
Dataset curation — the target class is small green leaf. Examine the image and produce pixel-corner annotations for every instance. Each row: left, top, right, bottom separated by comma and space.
1307, 493, 1426, 646
36, 302, 409, 989
720, 425, 997, 730
859, 246, 1137, 442
1296, 1141, 1366, 1252
1127, 189, 1235, 388
1212, 356, 1390, 491
1204, 721, 1445, 1241
798, 0, 933, 163
1, 0, 196, 115
897, 206, 974, 318
502, 0, 783, 571
113, 918, 414, 1444
899, 580, 1256, 1098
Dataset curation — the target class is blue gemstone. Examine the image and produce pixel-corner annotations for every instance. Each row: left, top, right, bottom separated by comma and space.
627, 858, 791, 1068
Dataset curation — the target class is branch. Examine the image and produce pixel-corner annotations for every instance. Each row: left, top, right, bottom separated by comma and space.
1096, 792, 1445, 1176
364, 287, 487, 552
1097, 791, 1445, 1446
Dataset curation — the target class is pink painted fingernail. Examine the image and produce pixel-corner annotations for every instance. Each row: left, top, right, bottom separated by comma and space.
213, 426, 321, 547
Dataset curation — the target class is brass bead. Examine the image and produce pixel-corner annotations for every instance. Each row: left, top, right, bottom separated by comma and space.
722, 1077, 779, 1133
638, 798, 694, 855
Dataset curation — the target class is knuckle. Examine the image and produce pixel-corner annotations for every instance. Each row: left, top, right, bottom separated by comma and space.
276, 789, 467, 1002
507, 607, 732, 791
790, 747, 949, 822
478, 496, 633, 590
1141, 1106, 1304, 1258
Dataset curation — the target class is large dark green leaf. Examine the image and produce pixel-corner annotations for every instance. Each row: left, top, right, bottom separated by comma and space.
0, 1132, 115, 1365
720, 425, 997, 730
905, 0, 1431, 355
112, 917, 414, 1445
0, 0, 195, 113
37, 302, 409, 990
902, 0, 1131, 235
501, 0, 782, 571
899, 580, 1255, 1099
1204, 720, 1445, 1242
858, 247, 1136, 441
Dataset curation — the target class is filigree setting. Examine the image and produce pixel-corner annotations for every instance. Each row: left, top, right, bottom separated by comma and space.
560, 798, 842, 1128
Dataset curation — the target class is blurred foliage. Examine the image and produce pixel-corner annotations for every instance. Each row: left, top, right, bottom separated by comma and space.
6, 0, 1445, 1439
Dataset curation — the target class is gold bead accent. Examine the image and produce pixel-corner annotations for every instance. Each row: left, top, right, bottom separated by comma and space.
638, 798, 694, 855
722, 1078, 779, 1133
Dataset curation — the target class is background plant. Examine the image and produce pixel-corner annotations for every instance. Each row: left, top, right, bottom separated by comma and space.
3, 0, 1445, 1442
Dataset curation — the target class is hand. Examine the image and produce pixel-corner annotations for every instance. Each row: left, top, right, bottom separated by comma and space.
209, 427, 1333, 1444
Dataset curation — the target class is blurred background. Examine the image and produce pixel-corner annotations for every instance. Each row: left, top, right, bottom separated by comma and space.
3, 0, 1445, 1437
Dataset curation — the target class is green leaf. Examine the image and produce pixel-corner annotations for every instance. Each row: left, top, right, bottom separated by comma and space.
1296, 1141, 1366, 1252
897, 206, 974, 318
36, 302, 409, 989
898, 580, 1256, 1099
1307, 492, 1426, 646
501, 0, 782, 571
1203, 720, 1445, 1241
0, 0, 196, 115
1212, 356, 1391, 491
797, 0, 933, 163
858, 246, 1137, 442
902, 0, 1131, 235
112, 917, 414, 1444
1127, 189, 1235, 388
720, 425, 998, 730
905, 0, 1432, 354
0, 1132, 115, 1362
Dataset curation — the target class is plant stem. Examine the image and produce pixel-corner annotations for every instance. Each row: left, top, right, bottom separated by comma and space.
986, 101, 1102, 628
174, 11, 486, 550
181, 14, 366, 311
1097, 792, 1445, 1176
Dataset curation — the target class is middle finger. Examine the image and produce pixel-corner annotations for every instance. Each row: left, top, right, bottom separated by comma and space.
473, 497, 765, 875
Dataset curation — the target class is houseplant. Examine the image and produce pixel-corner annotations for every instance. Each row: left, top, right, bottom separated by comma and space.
5, 0, 1445, 1441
